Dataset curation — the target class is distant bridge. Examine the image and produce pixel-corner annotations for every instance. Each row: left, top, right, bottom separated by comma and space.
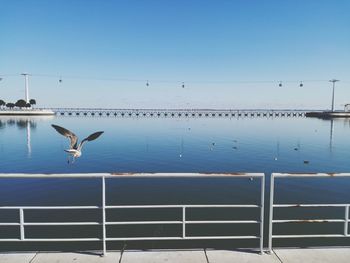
47, 108, 309, 118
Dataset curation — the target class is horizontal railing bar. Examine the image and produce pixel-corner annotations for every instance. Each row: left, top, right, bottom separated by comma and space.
185, 220, 259, 224
0, 206, 101, 209
0, 173, 110, 178
187, 205, 260, 208
0, 223, 20, 226
105, 220, 259, 225
106, 173, 264, 178
0, 238, 102, 242
23, 222, 101, 226
0, 236, 261, 242
273, 173, 350, 178
106, 237, 183, 241
0, 205, 260, 210
273, 219, 344, 223
106, 221, 182, 225
0, 173, 264, 178
274, 204, 348, 208
106, 205, 260, 209
106, 236, 259, 241
272, 234, 346, 238
185, 236, 260, 239
25, 238, 101, 241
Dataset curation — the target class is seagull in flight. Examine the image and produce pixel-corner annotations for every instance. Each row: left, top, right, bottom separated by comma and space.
52, 124, 104, 162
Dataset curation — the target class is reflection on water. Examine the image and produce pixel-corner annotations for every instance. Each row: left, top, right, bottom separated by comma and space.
0, 117, 38, 156
0, 118, 38, 129
329, 119, 334, 152
26, 121, 31, 156
0, 116, 54, 158
0, 116, 350, 173
0, 119, 34, 137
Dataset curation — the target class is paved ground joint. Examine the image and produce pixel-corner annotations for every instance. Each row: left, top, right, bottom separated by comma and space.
28, 252, 38, 263
203, 248, 210, 263
272, 249, 284, 263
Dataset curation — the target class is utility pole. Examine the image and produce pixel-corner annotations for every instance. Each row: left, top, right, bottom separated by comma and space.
21, 73, 30, 103
329, 79, 339, 112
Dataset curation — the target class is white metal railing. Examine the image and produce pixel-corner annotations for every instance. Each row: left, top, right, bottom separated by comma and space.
268, 173, 350, 252
0, 173, 265, 255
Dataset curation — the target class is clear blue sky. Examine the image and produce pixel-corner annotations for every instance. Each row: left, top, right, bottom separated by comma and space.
0, 0, 349, 109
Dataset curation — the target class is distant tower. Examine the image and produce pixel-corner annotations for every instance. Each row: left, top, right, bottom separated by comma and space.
21, 73, 30, 103
329, 79, 339, 112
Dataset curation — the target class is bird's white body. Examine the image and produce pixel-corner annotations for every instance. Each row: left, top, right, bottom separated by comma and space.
64, 149, 82, 158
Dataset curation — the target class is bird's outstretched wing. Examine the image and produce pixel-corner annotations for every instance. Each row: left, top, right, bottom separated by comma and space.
78, 131, 104, 150
51, 124, 78, 149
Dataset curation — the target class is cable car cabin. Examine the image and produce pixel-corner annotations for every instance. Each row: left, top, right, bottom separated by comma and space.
344, 104, 350, 112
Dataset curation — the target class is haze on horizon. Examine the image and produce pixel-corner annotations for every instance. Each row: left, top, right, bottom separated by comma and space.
0, 0, 349, 110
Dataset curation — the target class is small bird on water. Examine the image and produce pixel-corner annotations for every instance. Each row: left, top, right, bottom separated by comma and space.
52, 124, 104, 163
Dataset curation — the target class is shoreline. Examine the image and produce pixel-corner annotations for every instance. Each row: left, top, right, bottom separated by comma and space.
0, 109, 55, 116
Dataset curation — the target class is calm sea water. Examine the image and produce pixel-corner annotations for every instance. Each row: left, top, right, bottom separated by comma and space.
1, 116, 350, 250
1, 116, 349, 173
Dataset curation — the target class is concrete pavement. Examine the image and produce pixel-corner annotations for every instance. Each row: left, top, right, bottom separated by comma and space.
1, 248, 350, 263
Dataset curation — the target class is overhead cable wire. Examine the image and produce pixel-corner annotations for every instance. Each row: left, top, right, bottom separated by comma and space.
0, 73, 335, 84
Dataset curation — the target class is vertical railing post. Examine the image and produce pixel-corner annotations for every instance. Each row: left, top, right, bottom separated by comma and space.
19, 208, 25, 240
182, 206, 186, 238
260, 175, 265, 254
268, 173, 275, 253
102, 175, 107, 256
344, 205, 349, 236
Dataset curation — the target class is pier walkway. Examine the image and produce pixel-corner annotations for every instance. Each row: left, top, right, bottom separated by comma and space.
48, 108, 309, 118
2, 248, 350, 263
